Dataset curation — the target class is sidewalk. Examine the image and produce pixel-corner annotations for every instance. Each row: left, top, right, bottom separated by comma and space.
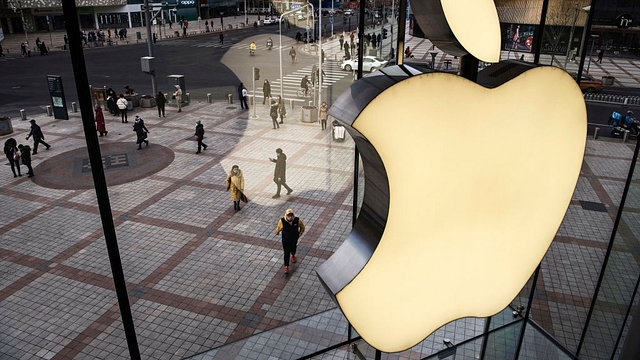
0, 15, 264, 55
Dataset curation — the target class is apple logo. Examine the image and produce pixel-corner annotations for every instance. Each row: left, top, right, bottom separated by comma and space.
316, 0, 587, 353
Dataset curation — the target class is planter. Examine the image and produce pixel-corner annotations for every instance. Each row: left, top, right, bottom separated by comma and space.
140, 97, 156, 108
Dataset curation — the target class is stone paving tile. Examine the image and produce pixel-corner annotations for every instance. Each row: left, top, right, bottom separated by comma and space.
571, 177, 600, 203
556, 204, 614, 242
0, 194, 46, 227
0, 260, 32, 291
541, 242, 606, 298
0, 273, 115, 360
585, 156, 632, 179
584, 140, 634, 158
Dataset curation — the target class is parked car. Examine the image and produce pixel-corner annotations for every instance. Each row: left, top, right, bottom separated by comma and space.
571, 73, 604, 93
341, 56, 388, 72
344, 9, 354, 16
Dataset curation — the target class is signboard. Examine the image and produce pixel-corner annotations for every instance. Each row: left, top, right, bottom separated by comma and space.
47, 75, 69, 120
616, 13, 634, 29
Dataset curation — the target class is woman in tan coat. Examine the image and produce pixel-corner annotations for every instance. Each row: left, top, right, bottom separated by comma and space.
225, 165, 245, 211
319, 101, 329, 130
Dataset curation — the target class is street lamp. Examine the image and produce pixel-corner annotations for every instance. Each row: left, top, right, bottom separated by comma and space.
586, 34, 599, 73
9, 0, 29, 51
279, 4, 312, 98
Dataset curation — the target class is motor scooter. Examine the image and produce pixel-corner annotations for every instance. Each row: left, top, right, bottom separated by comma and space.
609, 111, 639, 138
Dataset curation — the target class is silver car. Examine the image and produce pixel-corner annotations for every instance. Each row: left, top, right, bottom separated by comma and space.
340, 56, 388, 72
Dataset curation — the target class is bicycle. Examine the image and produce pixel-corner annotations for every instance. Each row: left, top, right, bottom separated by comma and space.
296, 87, 313, 98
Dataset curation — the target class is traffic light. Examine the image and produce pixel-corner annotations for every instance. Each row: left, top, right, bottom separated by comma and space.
383, 28, 388, 39
254, 68, 260, 81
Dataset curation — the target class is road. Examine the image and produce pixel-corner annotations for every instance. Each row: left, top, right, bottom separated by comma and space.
0, 15, 359, 116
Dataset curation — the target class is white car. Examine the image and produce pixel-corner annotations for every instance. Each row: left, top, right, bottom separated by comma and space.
344, 9, 354, 16
263, 17, 279, 25
341, 56, 388, 72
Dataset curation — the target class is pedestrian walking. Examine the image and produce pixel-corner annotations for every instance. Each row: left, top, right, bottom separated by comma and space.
133, 116, 149, 150
275, 208, 305, 274
220, 33, 224, 44
173, 85, 183, 112
25, 119, 51, 154
17, 144, 34, 177
95, 105, 108, 136
319, 101, 328, 130
155, 91, 166, 117
289, 46, 297, 63
277, 95, 286, 124
597, 50, 604, 63
270, 99, 280, 129
4, 138, 22, 178
117, 94, 129, 123
20, 42, 31, 57
262, 79, 271, 104
269, 148, 293, 198
225, 165, 246, 211
194, 120, 208, 153
344, 46, 350, 60
339, 34, 344, 50
238, 84, 248, 110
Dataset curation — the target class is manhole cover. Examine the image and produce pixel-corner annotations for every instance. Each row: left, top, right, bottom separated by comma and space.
31, 142, 174, 190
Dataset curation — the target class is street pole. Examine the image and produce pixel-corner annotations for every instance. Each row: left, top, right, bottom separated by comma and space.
143, 0, 157, 95
279, 6, 308, 98
252, 67, 257, 118
331, 2, 334, 38
244, 0, 248, 25
586, 35, 598, 73
564, 3, 579, 70
318, 3, 322, 109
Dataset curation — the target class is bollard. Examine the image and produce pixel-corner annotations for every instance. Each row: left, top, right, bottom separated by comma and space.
623, 130, 630, 143
593, 127, 600, 140
308, 101, 313, 107
207, 93, 212, 103
290, 99, 294, 109
71, 102, 78, 112
186, 92, 190, 102
228, 93, 233, 104
249, 95, 254, 105
46, 105, 53, 116
624, 97, 629, 105
20, 109, 27, 120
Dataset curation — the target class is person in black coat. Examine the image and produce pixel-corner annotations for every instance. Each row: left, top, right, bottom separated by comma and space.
269, 148, 292, 198
155, 91, 166, 117
194, 120, 208, 153
4, 138, 22, 177
270, 99, 280, 129
18, 144, 34, 177
133, 116, 149, 149
26, 119, 50, 154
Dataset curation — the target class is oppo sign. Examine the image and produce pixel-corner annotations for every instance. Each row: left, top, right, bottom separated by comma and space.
179, 0, 196, 8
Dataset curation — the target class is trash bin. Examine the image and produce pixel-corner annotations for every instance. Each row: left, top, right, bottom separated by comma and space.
301, 105, 317, 123
332, 120, 346, 141
136, 31, 142, 40
126, 98, 134, 111
602, 76, 615, 86
0, 117, 13, 135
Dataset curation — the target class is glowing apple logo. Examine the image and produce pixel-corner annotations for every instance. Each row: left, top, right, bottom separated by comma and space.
316, 0, 587, 353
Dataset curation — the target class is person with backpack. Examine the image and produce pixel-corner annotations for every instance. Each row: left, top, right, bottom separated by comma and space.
275, 208, 305, 274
